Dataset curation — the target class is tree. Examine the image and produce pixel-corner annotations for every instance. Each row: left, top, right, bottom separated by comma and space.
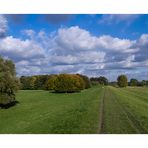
45, 75, 57, 90
98, 76, 108, 85
30, 76, 37, 89
130, 78, 138, 86
0, 57, 19, 105
76, 74, 91, 89
90, 76, 108, 86
54, 74, 85, 93
117, 75, 128, 87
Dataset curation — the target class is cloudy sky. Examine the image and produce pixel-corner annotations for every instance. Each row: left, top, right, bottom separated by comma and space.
0, 14, 148, 81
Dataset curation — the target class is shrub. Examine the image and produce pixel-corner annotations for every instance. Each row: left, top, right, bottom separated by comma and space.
54, 74, 85, 93
117, 74, 128, 87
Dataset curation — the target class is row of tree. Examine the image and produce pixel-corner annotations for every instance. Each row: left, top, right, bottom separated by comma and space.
20, 74, 91, 92
109, 75, 148, 87
90, 76, 109, 85
20, 74, 148, 90
90, 75, 148, 87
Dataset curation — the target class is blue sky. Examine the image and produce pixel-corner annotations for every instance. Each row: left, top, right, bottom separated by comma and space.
0, 14, 148, 80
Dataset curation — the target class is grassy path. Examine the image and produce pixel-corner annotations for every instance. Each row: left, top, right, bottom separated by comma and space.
98, 88, 105, 133
100, 86, 148, 134
100, 87, 137, 133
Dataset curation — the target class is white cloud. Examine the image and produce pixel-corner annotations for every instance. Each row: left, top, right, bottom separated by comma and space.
0, 15, 8, 37
56, 26, 99, 51
0, 36, 45, 60
0, 25, 148, 80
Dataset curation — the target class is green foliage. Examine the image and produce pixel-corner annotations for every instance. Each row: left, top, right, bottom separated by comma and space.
130, 78, 138, 86
90, 76, 108, 86
54, 74, 85, 93
21, 74, 90, 92
76, 74, 91, 89
0, 57, 18, 105
117, 74, 128, 87
45, 75, 57, 90
20, 75, 49, 90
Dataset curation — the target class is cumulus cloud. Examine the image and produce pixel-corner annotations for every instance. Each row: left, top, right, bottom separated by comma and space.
0, 15, 8, 38
0, 36, 45, 61
0, 25, 148, 80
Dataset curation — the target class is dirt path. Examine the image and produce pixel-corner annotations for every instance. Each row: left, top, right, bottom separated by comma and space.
98, 87, 105, 134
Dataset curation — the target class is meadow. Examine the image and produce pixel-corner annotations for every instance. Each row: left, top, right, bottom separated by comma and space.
0, 86, 148, 134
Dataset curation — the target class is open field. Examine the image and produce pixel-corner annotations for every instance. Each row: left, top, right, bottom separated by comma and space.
0, 86, 103, 134
0, 86, 148, 134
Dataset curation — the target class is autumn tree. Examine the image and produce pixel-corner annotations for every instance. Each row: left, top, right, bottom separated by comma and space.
52, 74, 85, 93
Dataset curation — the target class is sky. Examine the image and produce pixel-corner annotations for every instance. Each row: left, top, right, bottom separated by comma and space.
0, 14, 148, 81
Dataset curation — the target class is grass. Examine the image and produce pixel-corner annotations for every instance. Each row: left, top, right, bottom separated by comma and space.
0, 86, 148, 134
0, 86, 103, 134
100, 86, 148, 134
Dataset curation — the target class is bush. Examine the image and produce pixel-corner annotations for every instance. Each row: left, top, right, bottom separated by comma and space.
117, 74, 128, 87
53, 74, 85, 93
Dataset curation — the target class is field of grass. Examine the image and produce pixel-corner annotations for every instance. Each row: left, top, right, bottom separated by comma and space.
0, 86, 104, 134
100, 86, 148, 134
0, 86, 148, 134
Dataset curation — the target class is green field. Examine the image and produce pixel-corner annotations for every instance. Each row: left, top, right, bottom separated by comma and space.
0, 86, 148, 134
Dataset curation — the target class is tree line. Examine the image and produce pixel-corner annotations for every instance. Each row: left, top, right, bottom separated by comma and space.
20, 73, 91, 93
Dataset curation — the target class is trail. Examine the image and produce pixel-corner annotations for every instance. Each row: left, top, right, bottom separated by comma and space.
111, 88, 147, 134
98, 87, 105, 134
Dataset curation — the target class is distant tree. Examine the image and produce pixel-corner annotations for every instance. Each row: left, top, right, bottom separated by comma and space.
30, 76, 37, 89
98, 76, 108, 85
130, 78, 138, 86
117, 75, 128, 87
0, 57, 19, 105
77, 74, 91, 89
90, 76, 108, 86
20, 76, 31, 89
45, 75, 57, 90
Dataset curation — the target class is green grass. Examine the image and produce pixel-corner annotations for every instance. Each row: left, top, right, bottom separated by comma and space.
0, 86, 103, 134
0, 86, 148, 134
100, 86, 148, 134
